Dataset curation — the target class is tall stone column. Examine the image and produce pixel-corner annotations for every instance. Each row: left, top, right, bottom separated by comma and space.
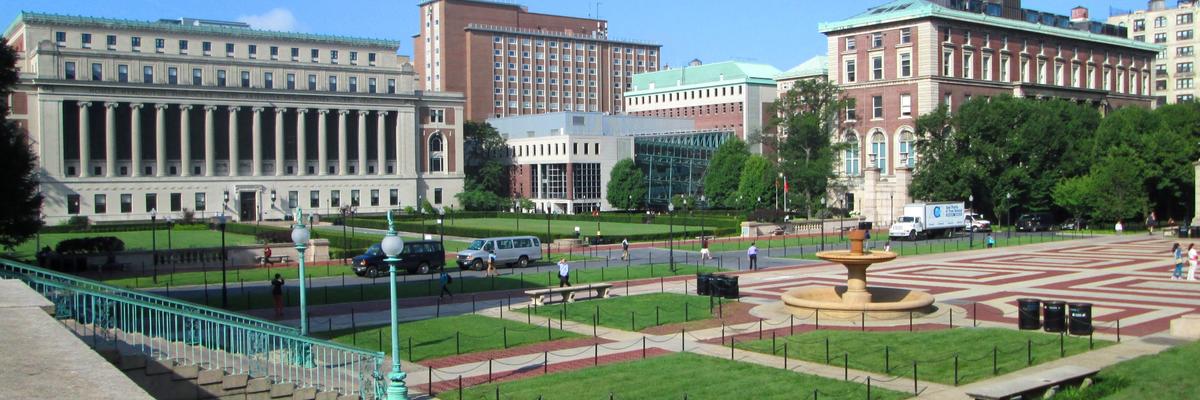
317, 109, 328, 176
376, 111, 388, 176
180, 105, 192, 177
251, 107, 264, 176
357, 110, 368, 175
274, 108, 285, 176
78, 102, 91, 177
229, 106, 241, 177
104, 102, 118, 177
204, 106, 217, 177
397, 109, 415, 176
130, 103, 143, 177
296, 109, 308, 176
863, 166, 880, 225
338, 110, 349, 175
155, 104, 168, 177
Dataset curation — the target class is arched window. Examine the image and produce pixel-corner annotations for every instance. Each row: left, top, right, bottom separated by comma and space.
843, 132, 860, 176
428, 132, 444, 172
898, 130, 915, 168
870, 131, 887, 174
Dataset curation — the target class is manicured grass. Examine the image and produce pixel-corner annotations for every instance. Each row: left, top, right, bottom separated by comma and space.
519, 293, 729, 332
104, 263, 353, 289
176, 263, 718, 311
461, 352, 908, 399
736, 328, 1111, 385
444, 217, 708, 238
13, 229, 257, 259
316, 314, 579, 362
1049, 338, 1200, 400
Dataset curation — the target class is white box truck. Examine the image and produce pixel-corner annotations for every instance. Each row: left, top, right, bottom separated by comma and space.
888, 202, 967, 240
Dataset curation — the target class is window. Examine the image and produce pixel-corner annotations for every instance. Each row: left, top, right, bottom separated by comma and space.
270, 46, 279, 60
368, 78, 377, 93
1178, 78, 1194, 89
942, 27, 951, 42
368, 53, 377, 65
64, 62, 76, 80
1179, 94, 1195, 102
331, 50, 339, 64
106, 34, 116, 49
118, 64, 128, 82
91, 63, 102, 81
248, 44, 257, 59
120, 194, 132, 213
1155, 16, 1168, 28
55, 31, 66, 45
350, 190, 360, 206
845, 59, 857, 82
291, 47, 300, 61
389, 189, 398, 206
178, 39, 188, 54
217, 70, 227, 86
154, 38, 164, 52
871, 55, 883, 80
845, 102, 857, 120
980, 54, 993, 81
388, 79, 396, 94
1087, 65, 1096, 88
142, 65, 152, 83
900, 28, 911, 44
1135, 19, 1146, 31
1104, 68, 1112, 90
349, 77, 358, 92
1181, 13, 1194, 25
963, 52, 973, 79
899, 52, 912, 77
870, 132, 888, 173
283, 73, 294, 90
846, 37, 856, 51
225, 43, 235, 56
168, 67, 178, 84
872, 95, 883, 119
430, 109, 445, 123
898, 131, 915, 168
370, 189, 379, 206
843, 133, 860, 176
1054, 62, 1063, 86
193, 192, 207, 211
900, 94, 912, 117
309, 191, 320, 208
240, 71, 250, 88
264, 72, 273, 89
331, 191, 341, 207
1072, 64, 1081, 87
94, 194, 107, 214
81, 33, 92, 48
943, 50, 953, 76
434, 188, 443, 205
145, 193, 157, 213
192, 68, 202, 85
311, 48, 319, 62
131, 36, 141, 50
1135, 35, 1146, 42
1179, 46, 1195, 57
1154, 33, 1167, 43
1037, 60, 1046, 84
169, 193, 182, 212
871, 32, 883, 48
1179, 30, 1195, 41
328, 75, 338, 91
428, 133, 444, 172
1179, 62, 1193, 73
1158, 79, 1169, 90
287, 191, 298, 209
67, 194, 80, 214
308, 74, 317, 90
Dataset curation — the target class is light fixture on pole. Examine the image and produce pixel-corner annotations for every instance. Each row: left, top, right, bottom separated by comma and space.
165, 215, 173, 250
699, 195, 707, 238
290, 208, 311, 335
218, 211, 228, 308
668, 199, 675, 272
150, 208, 158, 283
969, 194, 975, 248
379, 211, 409, 400
1006, 192, 1012, 239
820, 197, 827, 251
437, 208, 445, 248
776, 172, 782, 211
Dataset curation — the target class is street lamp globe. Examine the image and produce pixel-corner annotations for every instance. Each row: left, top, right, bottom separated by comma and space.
381, 231, 404, 259
292, 218, 311, 247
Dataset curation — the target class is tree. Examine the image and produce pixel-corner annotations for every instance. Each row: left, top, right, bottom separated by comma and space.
606, 159, 646, 210
0, 39, 42, 250
770, 79, 852, 218
703, 139, 749, 208
736, 155, 775, 211
463, 121, 506, 176
1051, 176, 1095, 226
455, 189, 503, 211
1087, 146, 1149, 223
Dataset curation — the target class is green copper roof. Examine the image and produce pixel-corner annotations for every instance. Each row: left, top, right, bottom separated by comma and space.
818, 0, 1162, 53
777, 55, 828, 80
8, 11, 402, 49
627, 61, 781, 95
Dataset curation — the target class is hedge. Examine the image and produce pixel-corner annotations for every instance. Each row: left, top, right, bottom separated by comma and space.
54, 237, 125, 254
355, 210, 741, 230
346, 217, 737, 243
41, 222, 208, 234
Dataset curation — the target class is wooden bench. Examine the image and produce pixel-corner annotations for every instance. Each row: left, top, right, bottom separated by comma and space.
525, 283, 614, 306
965, 365, 1100, 400
256, 255, 291, 265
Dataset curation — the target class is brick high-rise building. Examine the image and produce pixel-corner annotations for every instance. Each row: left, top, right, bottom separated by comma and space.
821, 0, 1159, 225
413, 0, 662, 121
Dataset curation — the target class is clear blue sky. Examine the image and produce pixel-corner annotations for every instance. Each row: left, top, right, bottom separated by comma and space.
3, 0, 1152, 70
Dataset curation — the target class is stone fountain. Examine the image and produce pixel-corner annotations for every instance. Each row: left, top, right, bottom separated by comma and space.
781, 229, 935, 319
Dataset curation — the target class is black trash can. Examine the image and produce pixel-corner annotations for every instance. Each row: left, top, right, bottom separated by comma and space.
697, 273, 712, 296
720, 275, 740, 299
1043, 300, 1067, 333
1068, 302, 1093, 335
1017, 298, 1041, 330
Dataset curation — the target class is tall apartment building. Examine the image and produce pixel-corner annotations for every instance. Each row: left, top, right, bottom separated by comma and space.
623, 61, 781, 153
413, 0, 662, 121
820, 0, 1159, 225
5, 12, 465, 223
1108, 0, 1198, 104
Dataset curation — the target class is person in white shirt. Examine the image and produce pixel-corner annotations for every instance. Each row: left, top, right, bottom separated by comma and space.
1188, 244, 1198, 281
557, 258, 571, 287
1115, 220, 1124, 235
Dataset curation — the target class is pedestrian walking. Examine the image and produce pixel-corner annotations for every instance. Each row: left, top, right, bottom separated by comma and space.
621, 238, 629, 261
557, 258, 571, 287
261, 245, 273, 266
1147, 212, 1158, 236
986, 233, 995, 249
270, 274, 285, 317
884, 241, 892, 252
486, 250, 497, 277
1115, 220, 1124, 235
1172, 243, 1185, 280
701, 236, 712, 260
747, 243, 759, 270
1188, 244, 1198, 281
439, 269, 453, 298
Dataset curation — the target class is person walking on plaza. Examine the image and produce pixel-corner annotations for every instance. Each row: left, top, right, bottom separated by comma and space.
1115, 220, 1124, 235
439, 269, 453, 298
1188, 244, 1198, 281
1147, 212, 1158, 236
986, 233, 995, 249
747, 243, 759, 270
270, 274, 285, 317
486, 250, 497, 277
261, 245, 273, 266
621, 238, 630, 261
1172, 243, 1185, 280
701, 236, 712, 260
557, 258, 571, 287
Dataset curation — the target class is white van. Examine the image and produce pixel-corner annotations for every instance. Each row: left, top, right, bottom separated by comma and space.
456, 236, 542, 270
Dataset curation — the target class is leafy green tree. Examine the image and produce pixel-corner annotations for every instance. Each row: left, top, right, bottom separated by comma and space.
606, 159, 646, 210
463, 121, 506, 174
1051, 176, 1095, 226
769, 79, 853, 217
0, 39, 42, 250
1087, 146, 1149, 223
736, 155, 775, 211
455, 189, 503, 211
703, 139, 749, 208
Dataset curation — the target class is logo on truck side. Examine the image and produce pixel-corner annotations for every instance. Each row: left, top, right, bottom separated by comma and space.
933, 206, 942, 218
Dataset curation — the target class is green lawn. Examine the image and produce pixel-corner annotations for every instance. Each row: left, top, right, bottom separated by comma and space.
13, 229, 257, 259
1049, 338, 1200, 400
443, 217, 708, 238
176, 263, 718, 311
316, 314, 578, 362
461, 352, 907, 400
519, 293, 729, 332
736, 328, 1111, 386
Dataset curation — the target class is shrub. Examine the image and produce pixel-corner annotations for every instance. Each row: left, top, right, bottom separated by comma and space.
55, 236, 125, 254
255, 231, 292, 244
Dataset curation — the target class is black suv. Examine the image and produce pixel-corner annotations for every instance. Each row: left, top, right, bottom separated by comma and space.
352, 240, 445, 277
1016, 212, 1056, 232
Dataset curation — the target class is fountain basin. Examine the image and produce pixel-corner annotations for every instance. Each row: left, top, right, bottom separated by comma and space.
781, 286, 936, 319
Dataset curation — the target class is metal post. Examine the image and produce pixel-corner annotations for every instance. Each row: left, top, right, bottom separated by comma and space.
220, 215, 228, 309
381, 212, 409, 400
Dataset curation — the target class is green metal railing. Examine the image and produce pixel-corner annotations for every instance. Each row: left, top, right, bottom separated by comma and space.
0, 259, 386, 398
0, 259, 295, 333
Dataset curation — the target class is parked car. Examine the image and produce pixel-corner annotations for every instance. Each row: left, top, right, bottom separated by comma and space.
965, 213, 992, 232
1015, 212, 1056, 232
457, 236, 542, 270
351, 241, 445, 277
1060, 217, 1088, 230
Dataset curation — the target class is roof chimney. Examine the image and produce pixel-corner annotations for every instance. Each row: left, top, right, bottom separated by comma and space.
1070, 6, 1089, 22
1149, 0, 1167, 11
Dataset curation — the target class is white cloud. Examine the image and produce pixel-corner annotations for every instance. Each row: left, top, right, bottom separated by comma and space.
237, 8, 297, 31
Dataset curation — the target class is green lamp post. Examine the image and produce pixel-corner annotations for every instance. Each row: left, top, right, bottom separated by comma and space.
380, 211, 409, 399
290, 208, 311, 335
